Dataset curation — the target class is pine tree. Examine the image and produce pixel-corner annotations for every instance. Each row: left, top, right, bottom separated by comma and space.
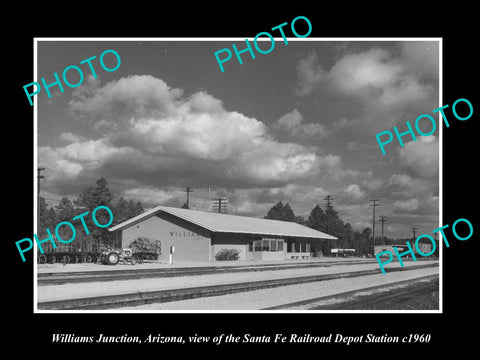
283, 203, 297, 222
264, 201, 298, 222
74, 177, 115, 246
75, 177, 113, 211
55, 197, 75, 222
306, 205, 327, 231
114, 197, 129, 223
134, 201, 144, 216
265, 201, 285, 220
38, 196, 57, 236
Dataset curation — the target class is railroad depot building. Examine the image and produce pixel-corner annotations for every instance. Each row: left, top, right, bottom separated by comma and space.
109, 206, 337, 262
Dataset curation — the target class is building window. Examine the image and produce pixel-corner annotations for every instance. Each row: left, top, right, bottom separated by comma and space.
270, 240, 277, 252
251, 238, 284, 252
262, 239, 270, 251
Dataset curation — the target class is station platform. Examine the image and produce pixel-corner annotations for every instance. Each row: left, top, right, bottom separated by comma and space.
36, 256, 377, 274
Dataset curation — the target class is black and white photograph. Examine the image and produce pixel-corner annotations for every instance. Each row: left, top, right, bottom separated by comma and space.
6, 6, 478, 354
33, 38, 442, 313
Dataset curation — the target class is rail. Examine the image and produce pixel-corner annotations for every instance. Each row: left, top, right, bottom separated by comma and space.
37, 262, 438, 310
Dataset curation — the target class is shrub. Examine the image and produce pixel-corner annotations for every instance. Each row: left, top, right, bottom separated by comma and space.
215, 248, 241, 261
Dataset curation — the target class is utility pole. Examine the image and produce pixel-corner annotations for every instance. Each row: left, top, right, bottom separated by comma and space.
324, 195, 334, 210
212, 198, 227, 213
324, 195, 334, 253
204, 187, 214, 210
369, 198, 380, 254
324, 195, 334, 232
411, 226, 418, 241
183, 187, 193, 208
37, 167, 45, 223
411, 226, 418, 256
379, 215, 387, 244
204, 187, 212, 202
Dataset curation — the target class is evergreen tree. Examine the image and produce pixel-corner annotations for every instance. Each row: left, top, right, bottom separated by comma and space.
75, 177, 113, 211
55, 197, 75, 222
306, 205, 327, 231
127, 200, 138, 217
357, 227, 373, 256
265, 201, 285, 220
343, 223, 355, 249
54, 197, 78, 248
283, 203, 297, 222
74, 177, 115, 246
114, 197, 129, 223
38, 196, 57, 236
112, 197, 145, 228
134, 201, 144, 216
295, 215, 306, 225
264, 201, 297, 222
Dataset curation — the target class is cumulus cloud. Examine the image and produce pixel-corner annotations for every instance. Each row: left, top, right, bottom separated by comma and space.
393, 198, 420, 212
294, 52, 325, 96
328, 48, 402, 95
273, 109, 329, 138
400, 42, 439, 82
294, 43, 439, 130
122, 187, 173, 205
69, 75, 183, 119
397, 136, 439, 179
344, 184, 365, 200
228, 184, 329, 217
392, 194, 439, 217
362, 178, 383, 192
59, 132, 86, 143
40, 75, 346, 193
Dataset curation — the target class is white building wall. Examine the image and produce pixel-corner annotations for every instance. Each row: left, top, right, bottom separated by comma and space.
122, 215, 211, 262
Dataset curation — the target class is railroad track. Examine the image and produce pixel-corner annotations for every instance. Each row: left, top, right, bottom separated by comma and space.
37, 262, 438, 310
264, 274, 439, 310
37, 258, 424, 286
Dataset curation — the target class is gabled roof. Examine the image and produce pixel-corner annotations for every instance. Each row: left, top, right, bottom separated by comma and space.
109, 205, 337, 240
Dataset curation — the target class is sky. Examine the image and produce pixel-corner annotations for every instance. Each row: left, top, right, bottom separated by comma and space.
36, 38, 440, 239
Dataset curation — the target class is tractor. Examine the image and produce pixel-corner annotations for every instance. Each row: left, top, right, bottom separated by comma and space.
98, 247, 137, 265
